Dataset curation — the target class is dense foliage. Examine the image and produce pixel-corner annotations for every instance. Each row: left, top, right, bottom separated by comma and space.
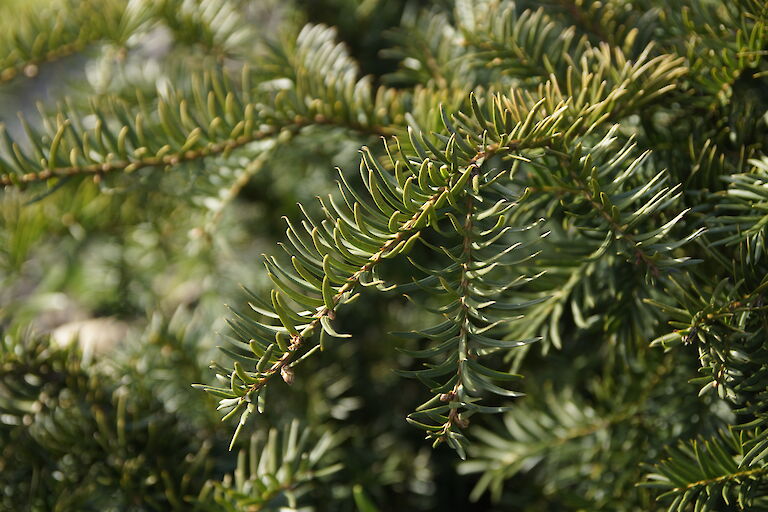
1, 0, 767, 510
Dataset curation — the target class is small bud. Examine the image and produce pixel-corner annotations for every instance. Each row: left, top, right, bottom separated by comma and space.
280, 366, 294, 385
23, 64, 38, 78
455, 416, 470, 429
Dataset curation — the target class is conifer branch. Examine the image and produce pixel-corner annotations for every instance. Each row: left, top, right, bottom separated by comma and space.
0, 123, 291, 187
0, 104, 398, 189
643, 427, 768, 511
563, 152, 660, 274
239, 186, 449, 398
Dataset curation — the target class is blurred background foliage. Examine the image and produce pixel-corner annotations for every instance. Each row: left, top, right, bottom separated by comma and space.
0, 0, 766, 511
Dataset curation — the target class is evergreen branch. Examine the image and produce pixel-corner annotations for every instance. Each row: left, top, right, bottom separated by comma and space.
393, 99, 571, 455
0, 84, 399, 189
196, 421, 342, 511
463, 396, 640, 500
460, 355, 676, 502
207, 89, 569, 452
2, 20, 686, 192
642, 428, 768, 511
0, 123, 292, 187
238, 186, 448, 397
0, 23, 415, 191
675, 467, 768, 493
561, 148, 661, 274
650, 276, 768, 350
0, 112, 398, 188
0, 0, 149, 85
649, 274, 768, 431
206, 74, 696, 455
439, 185, 479, 439
200, 139, 471, 448
492, 131, 699, 352
0, 333, 212, 510
382, 8, 471, 88
456, 1, 687, 121
498, 256, 592, 352
533, 127, 699, 278
707, 157, 768, 251
455, 1, 592, 81
401, 164, 546, 458
676, 2, 766, 97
